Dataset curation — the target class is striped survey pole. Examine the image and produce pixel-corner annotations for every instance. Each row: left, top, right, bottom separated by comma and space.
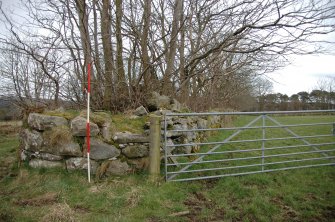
86, 62, 91, 183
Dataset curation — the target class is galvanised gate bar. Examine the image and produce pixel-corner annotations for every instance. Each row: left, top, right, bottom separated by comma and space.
163, 110, 335, 182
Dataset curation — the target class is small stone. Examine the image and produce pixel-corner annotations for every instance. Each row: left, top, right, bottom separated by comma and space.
65, 157, 98, 174
29, 159, 63, 168
119, 144, 126, 149
122, 144, 149, 158
113, 131, 149, 144
84, 138, 120, 160
105, 160, 130, 176
101, 121, 112, 141
134, 105, 148, 116
38, 153, 63, 161
41, 141, 82, 157
20, 129, 43, 152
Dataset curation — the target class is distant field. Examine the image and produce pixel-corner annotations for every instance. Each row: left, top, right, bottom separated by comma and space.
0, 116, 334, 222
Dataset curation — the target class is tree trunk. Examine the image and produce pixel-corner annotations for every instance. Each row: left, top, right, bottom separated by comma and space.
75, 0, 93, 104
101, 0, 115, 109
161, 0, 183, 95
115, 0, 127, 97
93, 0, 104, 108
141, 0, 152, 91
178, 0, 187, 102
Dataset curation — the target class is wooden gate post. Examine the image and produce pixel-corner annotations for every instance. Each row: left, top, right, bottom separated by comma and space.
149, 114, 161, 181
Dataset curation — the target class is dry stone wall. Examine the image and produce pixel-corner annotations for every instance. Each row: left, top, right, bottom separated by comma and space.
20, 113, 150, 177
20, 94, 224, 178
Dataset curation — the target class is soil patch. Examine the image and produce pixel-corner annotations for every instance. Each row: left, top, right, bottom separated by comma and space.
14, 192, 58, 206
183, 191, 216, 221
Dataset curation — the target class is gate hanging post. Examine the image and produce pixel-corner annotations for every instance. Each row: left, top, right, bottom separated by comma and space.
149, 114, 161, 181
86, 62, 91, 183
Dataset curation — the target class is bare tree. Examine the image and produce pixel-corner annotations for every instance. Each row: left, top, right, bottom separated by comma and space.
253, 77, 274, 111
0, 0, 334, 112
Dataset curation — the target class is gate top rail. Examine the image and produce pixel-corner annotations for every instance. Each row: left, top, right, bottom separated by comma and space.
165, 109, 335, 117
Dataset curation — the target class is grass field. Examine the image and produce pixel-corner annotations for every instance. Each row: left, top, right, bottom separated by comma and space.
0, 116, 334, 222
166, 115, 335, 182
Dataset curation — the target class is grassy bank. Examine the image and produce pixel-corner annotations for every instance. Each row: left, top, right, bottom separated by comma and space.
0, 117, 334, 222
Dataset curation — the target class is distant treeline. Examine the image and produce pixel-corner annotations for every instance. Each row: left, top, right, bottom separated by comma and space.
254, 90, 335, 111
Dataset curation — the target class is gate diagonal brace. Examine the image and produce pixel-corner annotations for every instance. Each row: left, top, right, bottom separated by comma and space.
167, 115, 263, 181
265, 116, 329, 158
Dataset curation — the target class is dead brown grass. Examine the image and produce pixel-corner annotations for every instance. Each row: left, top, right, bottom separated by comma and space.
43, 125, 72, 146
126, 187, 143, 208
41, 203, 77, 222
0, 121, 22, 136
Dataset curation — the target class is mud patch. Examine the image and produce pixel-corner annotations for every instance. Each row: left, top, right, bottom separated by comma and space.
183, 191, 215, 221
271, 196, 299, 221
200, 178, 219, 189
0, 210, 15, 222
73, 205, 90, 214
14, 192, 58, 206
322, 206, 335, 221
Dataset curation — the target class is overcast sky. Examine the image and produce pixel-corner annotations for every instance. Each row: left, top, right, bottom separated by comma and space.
267, 53, 335, 96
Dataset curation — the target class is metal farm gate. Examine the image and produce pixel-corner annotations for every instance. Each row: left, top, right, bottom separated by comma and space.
163, 110, 335, 182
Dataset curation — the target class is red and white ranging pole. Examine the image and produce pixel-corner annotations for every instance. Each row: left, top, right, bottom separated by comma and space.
86, 62, 91, 183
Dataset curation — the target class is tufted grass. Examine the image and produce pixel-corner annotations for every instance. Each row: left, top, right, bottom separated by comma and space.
111, 114, 149, 134
0, 116, 334, 222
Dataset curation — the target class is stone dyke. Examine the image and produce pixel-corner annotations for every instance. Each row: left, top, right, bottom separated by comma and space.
19, 93, 224, 178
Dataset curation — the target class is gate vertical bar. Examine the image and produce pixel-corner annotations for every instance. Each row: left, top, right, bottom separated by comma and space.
164, 114, 168, 181
262, 114, 266, 171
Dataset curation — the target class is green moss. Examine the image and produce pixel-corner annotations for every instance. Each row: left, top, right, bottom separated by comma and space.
43, 110, 79, 120
111, 114, 148, 134
79, 110, 112, 127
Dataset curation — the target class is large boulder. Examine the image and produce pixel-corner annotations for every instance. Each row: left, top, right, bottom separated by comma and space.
29, 159, 63, 168
84, 138, 120, 160
20, 129, 43, 152
170, 99, 183, 112
122, 144, 149, 158
165, 124, 187, 138
165, 138, 175, 153
173, 146, 192, 155
105, 160, 130, 176
41, 141, 82, 157
127, 157, 149, 170
134, 105, 148, 116
28, 113, 68, 131
197, 118, 208, 129
21, 150, 63, 161
147, 92, 171, 111
65, 157, 98, 174
160, 117, 174, 130
113, 131, 149, 144
70, 116, 99, 137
